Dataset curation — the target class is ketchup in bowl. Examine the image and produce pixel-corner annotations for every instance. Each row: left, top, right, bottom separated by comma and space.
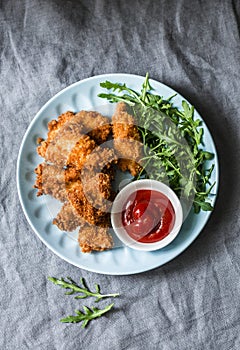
122, 189, 175, 243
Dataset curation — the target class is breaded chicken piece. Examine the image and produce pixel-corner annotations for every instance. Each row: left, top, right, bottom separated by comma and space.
114, 101, 128, 114
54, 204, 113, 253
112, 102, 143, 176
53, 202, 84, 232
64, 166, 81, 183
78, 224, 113, 253
37, 111, 75, 158
38, 111, 111, 166
44, 122, 85, 166
35, 110, 116, 253
112, 102, 140, 139
74, 111, 111, 144
81, 146, 117, 176
114, 138, 144, 176
80, 146, 117, 208
36, 142, 115, 228
34, 163, 68, 202
82, 172, 115, 210
67, 135, 96, 169
67, 179, 110, 226
67, 143, 116, 202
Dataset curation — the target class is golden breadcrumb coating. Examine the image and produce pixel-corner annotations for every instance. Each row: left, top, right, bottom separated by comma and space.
34, 109, 117, 253
74, 111, 111, 144
114, 101, 128, 114
67, 135, 96, 169
53, 202, 84, 232
112, 112, 140, 141
81, 172, 114, 210
64, 166, 81, 183
44, 122, 84, 166
34, 163, 68, 202
80, 146, 117, 209
112, 102, 143, 176
78, 224, 113, 253
37, 110, 111, 159
67, 179, 111, 226
81, 146, 117, 175
37, 111, 75, 158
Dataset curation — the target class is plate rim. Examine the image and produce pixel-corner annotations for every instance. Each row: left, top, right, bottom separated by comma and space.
16, 73, 219, 275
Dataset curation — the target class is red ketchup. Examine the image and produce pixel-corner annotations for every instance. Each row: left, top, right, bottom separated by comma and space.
122, 190, 175, 243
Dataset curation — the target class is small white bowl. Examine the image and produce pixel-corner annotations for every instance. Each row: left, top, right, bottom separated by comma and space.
111, 179, 183, 251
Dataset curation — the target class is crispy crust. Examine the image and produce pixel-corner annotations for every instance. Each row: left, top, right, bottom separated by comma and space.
67, 179, 111, 226
64, 166, 81, 183
81, 146, 117, 175
74, 111, 111, 144
78, 224, 113, 253
53, 202, 84, 232
44, 122, 84, 166
67, 135, 96, 169
82, 172, 115, 210
37, 111, 75, 158
112, 103, 143, 176
34, 163, 68, 202
80, 146, 117, 209
34, 109, 124, 253
37, 110, 111, 162
112, 113, 140, 140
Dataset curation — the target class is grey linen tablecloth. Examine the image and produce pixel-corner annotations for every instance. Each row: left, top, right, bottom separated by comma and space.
1, 0, 240, 349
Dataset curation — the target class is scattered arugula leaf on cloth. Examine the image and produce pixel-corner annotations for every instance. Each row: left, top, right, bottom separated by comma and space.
48, 277, 119, 328
98, 73, 216, 213
60, 303, 115, 329
48, 276, 119, 302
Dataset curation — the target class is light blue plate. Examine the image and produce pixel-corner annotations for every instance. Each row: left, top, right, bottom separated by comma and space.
16, 74, 219, 275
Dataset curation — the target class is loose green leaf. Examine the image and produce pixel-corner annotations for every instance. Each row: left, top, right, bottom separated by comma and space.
60, 303, 114, 328
48, 277, 119, 302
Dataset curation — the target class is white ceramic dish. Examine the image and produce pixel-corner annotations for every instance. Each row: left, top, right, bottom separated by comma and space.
16, 73, 219, 275
111, 179, 183, 251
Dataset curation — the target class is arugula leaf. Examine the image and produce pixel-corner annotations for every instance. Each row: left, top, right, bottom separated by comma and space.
60, 303, 114, 328
48, 277, 119, 302
98, 73, 216, 213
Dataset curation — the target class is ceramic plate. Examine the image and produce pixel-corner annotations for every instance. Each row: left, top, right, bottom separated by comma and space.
16, 74, 219, 275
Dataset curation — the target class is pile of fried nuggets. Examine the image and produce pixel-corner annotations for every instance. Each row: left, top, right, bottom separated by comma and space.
34, 103, 143, 253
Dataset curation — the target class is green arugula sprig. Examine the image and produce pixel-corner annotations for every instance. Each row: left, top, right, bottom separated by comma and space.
48, 276, 119, 302
48, 276, 119, 328
60, 303, 114, 328
98, 73, 216, 213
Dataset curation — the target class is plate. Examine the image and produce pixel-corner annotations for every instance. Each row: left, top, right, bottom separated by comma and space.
16, 74, 219, 275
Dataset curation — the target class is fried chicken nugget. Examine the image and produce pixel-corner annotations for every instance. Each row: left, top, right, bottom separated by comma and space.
81, 173, 114, 210
80, 146, 117, 207
67, 143, 116, 208
78, 224, 113, 253
44, 122, 85, 166
65, 146, 116, 238
81, 146, 117, 175
39, 111, 110, 166
34, 163, 68, 202
112, 102, 143, 176
67, 135, 96, 169
54, 204, 113, 253
35, 110, 115, 253
37, 111, 75, 158
67, 179, 111, 226
53, 202, 84, 232
74, 111, 111, 144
